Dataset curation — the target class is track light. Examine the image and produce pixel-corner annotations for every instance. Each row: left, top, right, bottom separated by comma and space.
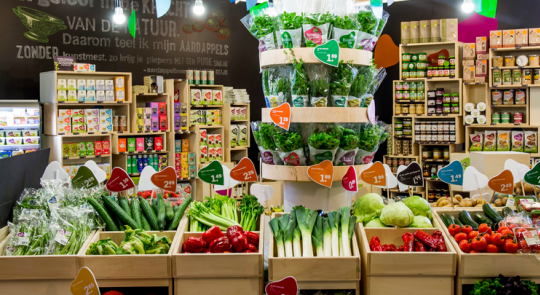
113, 0, 126, 24
462, 0, 474, 13
193, 0, 205, 15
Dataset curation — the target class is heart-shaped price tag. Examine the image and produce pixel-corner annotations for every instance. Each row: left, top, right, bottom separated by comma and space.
360, 161, 386, 187
341, 166, 358, 192
307, 160, 334, 188
397, 161, 424, 187
368, 100, 377, 124
138, 166, 157, 191
251, 184, 274, 203
71, 166, 99, 189
266, 276, 299, 295
84, 160, 107, 183
381, 164, 398, 189
314, 39, 340, 67
270, 103, 291, 130
198, 160, 225, 186
396, 165, 408, 192
525, 162, 540, 186
215, 165, 241, 195
42, 161, 70, 180
463, 166, 489, 192
437, 160, 464, 186
230, 157, 258, 182
151, 166, 177, 192
505, 159, 530, 182
106, 167, 135, 192
488, 169, 514, 194
70, 267, 99, 295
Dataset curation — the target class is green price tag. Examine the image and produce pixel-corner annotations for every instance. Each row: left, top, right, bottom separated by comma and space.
314, 40, 340, 67
525, 163, 540, 186
198, 160, 224, 185
72, 166, 99, 189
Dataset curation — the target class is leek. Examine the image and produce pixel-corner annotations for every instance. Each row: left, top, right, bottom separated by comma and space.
270, 218, 285, 257
293, 227, 302, 257
348, 215, 357, 256
338, 225, 343, 256
327, 211, 341, 257
323, 217, 332, 257
284, 211, 297, 257
340, 206, 351, 257
295, 206, 318, 257
312, 214, 324, 257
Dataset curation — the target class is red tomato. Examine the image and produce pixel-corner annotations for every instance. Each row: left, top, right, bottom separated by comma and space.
461, 225, 473, 235
519, 240, 531, 253
490, 233, 505, 246
500, 229, 514, 239
481, 233, 491, 243
504, 239, 519, 253
468, 231, 479, 239
487, 244, 499, 253
455, 233, 468, 243
532, 244, 540, 253
471, 236, 487, 251
448, 224, 461, 236
478, 223, 491, 234
470, 250, 478, 253
515, 228, 528, 240
497, 226, 509, 234
459, 240, 471, 253
508, 223, 519, 231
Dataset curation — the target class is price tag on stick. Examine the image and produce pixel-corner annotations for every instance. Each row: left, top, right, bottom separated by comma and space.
342, 166, 358, 192
198, 160, 225, 186
488, 169, 514, 194
437, 160, 464, 186
360, 161, 386, 187
396, 161, 424, 187
70, 267, 100, 295
230, 157, 258, 182
307, 160, 334, 188
151, 166, 177, 192
314, 40, 340, 67
72, 166, 99, 189
269, 103, 291, 130
107, 167, 135, 192
525, 162, 540, 186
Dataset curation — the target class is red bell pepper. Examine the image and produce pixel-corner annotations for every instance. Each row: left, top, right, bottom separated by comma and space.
402, 232, 414, 252
369, 236, 384, 251
414, 241, 427, 252
413, 230, 439, 249
245, 231, 259, 247
432, 230, 447, 252
382, 244, 392, 251
227, 225, 244, 238
231, 232, 248, 252
183, 237, 207, 253
209, 236, 230, 253
397, 245, 404, 251
389, 244, 398, 251
202, 226, 224, 244
242, 250, 253, 253
203, 248, 212, 253
247, 244, 257, 252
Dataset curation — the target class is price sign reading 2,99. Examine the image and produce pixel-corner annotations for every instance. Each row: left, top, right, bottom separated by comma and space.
314, 39, 340, 67
150, 167, 177, 192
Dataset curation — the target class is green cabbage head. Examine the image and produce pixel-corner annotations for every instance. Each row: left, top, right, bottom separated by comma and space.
364, 218, 388, 228
408, 216, 433, 228
379, 202, 414, 227
353, 193, 385, 223
402, 196, 433, 220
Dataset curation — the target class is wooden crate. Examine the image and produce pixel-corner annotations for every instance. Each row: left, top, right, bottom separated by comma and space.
268, 213, 361, 295
357, 223, 456, 295
0, 227, 96, 295
433, 209, 540, 295
173, 214, 265, 295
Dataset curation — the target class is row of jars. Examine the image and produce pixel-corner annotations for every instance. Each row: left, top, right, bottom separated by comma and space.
427, 189, 451, 202
427, 90, 460, 115
394, 139, 411, 155
395, 81, 425, 92
416, 132, 457, 143
493, 68, 540, 86
395, 103, 425, 115
387, 157, 416, 174
403, 66, 456, 79
422, 146, 450, 160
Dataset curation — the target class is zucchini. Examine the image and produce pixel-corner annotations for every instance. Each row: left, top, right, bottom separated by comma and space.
130, 198, 142, 228
483, 204, 504, 224
119, 196, 132, 218
157, 194, 166, 231
168, 197, 192, 230
102, 195, 140, 229
472, 212, 492, 225
165, 201, 174, 221
459, 210, 479, 230
87, 197, 119, 231
452, 216, 463, 226
173, 204, 179, 212
153, 198, 159, 216
439, 213, 454, 228
139, 197, 159, 230
140, 210, 152, 231
502, 207, 514, 218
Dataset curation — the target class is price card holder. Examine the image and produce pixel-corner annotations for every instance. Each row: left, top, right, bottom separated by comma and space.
360, 162, 386, 187
314, 40, 340, 67
230, 157, 258, 182
107, 167, 135, 192
198, 160, 225, 185
524, 162, 540, 186
488, 169, 514, 194
342, 166, 358, 192
396, 162, 424, 187
269, 103, 291, 130
307, 160, 334, 188
70, 267, 100, 295
151, 166, 177, 192
71, 166, 99, 189
437, 160, 464, 186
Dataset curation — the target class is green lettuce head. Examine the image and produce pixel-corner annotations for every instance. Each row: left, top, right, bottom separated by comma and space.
379, 202, 414, 227
364, 218, 388, 228
401, 196, 433, 220
353, 193, 384, 223
408, 216, 433, 228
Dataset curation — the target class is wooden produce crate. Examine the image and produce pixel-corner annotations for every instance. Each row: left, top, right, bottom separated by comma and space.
268, 213, 361, 295
79, 229, 182, 295
433, 209, 540, 295
172, 214, 265, 295
357, 223, 456, 295
0, 227, 96, 295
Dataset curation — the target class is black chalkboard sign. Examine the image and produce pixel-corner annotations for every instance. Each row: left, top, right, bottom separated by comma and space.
397, 161, 424, 187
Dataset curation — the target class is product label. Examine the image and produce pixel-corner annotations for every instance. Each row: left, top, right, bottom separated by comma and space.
54, 229, 72, 246
262, 151, 276, 165
265, 95, 279, 108
333, 27, 357, 49
303, 24, 330, 47
292, 95, 307, 107
356, 31, 377, 51
311, 96, 327, 107
338, 151, 356, 166
259, 33, 277, 52
16, 232, 30, 246
314, 151, 333, 163
283, 152, 300, 166
281, 28, 302, 48
332, 95, 347, 107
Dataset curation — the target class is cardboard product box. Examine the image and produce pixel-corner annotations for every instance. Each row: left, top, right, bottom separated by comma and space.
94, 141, 102, 156
105, 91, 115, 101
174, 103, 181, 115
212, 90, 223, 105
74, 63, 96, 72
58, 122, 71, 133
159, 115, 167, 131
189, 165, 196, 178
182, 138, 190, 152
102, 140, 111, 155
22, 137, 39, 145
175, 140, 182, 153
77, 79, 86, 91
133, 85, 148, 94
72, 123, 86, 133
86, 141, 95, 156
215, 147, 223, 161
181, 165, 189, 179
148, 102, 159, 115
188, 153, 196, 166
463, 43, 476, 60
77, 90, 86, 102
477, 54, 489, 60
96, 80, 105, 91
115, 89, 125, 102
144, 75, 164, 93
430, 19, 441, 42
239, 124, 248, 146
87, 117, 100, 133
69, 143, 78, 157
174, 115, 181, 131
230, 124, 238, 147
476, 36, 489, 54
529, 28, 540, 46
155, 137, 163, 151
62, 143, 70, 158
100, 123, 113, 133
441, 18, 458, 42
207, 147, 216, 161
118, 138, 127, 153
100, 116, 112, 126
410, 21, 420, 43
463, 60, 475, 67
158, 102, 167, 115
22, 130, 38, 137
57, 90, 67, 102
136, 137, 144, 152
180, 103, 188, 115
127, 138, 136, 152
215, 134, 222, 147
78, 142, 87, 157
67, 90, 77, 101
72, 116, 85, 124
419, 20, 431, 43
503, 30, 515, 48
58, 79, 67, 91
464, 66, 475, 82
114, 76, 125, 91
207, 134, 215, 147
86, 91, 96, 101
191, 89, 201, 105
5, 130, 21, 137
199, 129, 207, 145
490, 30, 502, 48
401, 22, 411, 44
174, 89, 180, 102
105, 80, 114, 91
201, 89, 212, 105
87, 80, 96, 91
199, 145, 208, 163
67, 79, 77, 91
143, 118, 151, 131
85, 109, 98, 117
151, 116, 159, 131
474, 77, 487, 83
516, 28, 529, 47
100, 109, 112, 117
181, 152, 188, 164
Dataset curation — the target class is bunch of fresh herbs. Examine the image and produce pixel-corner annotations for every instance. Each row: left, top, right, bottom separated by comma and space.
309, 127, 340, 150
305, 64, 330, 98
332, 15, 359, 30
338, 125, 360, 150
262, 69, 270, 96
376, 12, 388, 36
330, 61, 356, 96
470, 275, 539, 295
349, 63, 377, 98
273, 124, 304, 152
358, 123, 388, 152
286, 49, 309, 96
303, 12, 334, 26
356, 9, 378, 34
259, 123, 278, 150
278, 11, 304, 30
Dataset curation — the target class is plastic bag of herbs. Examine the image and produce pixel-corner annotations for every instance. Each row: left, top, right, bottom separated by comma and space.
285, 50, 309, 107
302, 0, 334, 47
252, 121, 283, 165
330, 61, 359, 107
375, 11, 390, 40
348, 63, 378, 107
305, 64, 330, 107
361, 67, 387, 107
308, 123, 341, 164
331, 0, 361, 49
355, 121, 389, 164
277, 0, 304, 48
266, 65, 293, 108
334, 123, 360, 166
353, 3, 379, 51
241, 2, 281, 52
272, 123, 307, 166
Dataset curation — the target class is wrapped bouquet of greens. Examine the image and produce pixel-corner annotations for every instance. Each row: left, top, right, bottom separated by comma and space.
334, 123, 360, 166
264, 66, 292, 108
331, 0, 360, 49
302, 0, 334, 47
286, 51, 310, 107
277, 0, 304, 48
330, 61, 358, 107
354, 3, 379, 51
308, 123, 341, 164
375, 11, 389, 39
241, 2, 281, 52
272, 123, 307, 166
305, 64, 331, 107
252, 121, 283, 165
361, 67, 387, 107
355, 121, 389, 164
348, 63, 378, 107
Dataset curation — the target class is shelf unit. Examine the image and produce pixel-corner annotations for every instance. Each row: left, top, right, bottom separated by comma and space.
42, 133, 112, 167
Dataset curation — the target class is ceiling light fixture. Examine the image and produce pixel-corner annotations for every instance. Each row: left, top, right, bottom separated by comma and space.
193, 0, 205, 15
462, 0, 475, 13
113, 0, 126, 24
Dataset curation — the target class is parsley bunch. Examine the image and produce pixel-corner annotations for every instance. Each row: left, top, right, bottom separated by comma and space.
303, 12, 334, 26
262, 69, 270, 96
470, 275, 539, 295
249, 14, 278, 39
259, 123, 278, 150
330, 61, 357, 96
338, 125, 360, 150
332, 15, 359, 30
358, 123, 388, 152
278, 11, 304, 30
356, 9, 378, 34
286, 50, 309, 96
309, 126, 340, 150
305, 64, 330, 98
349, 63, 377, 98
273, 124, 304, 153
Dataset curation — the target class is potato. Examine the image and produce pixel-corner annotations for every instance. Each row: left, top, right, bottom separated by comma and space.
515, 182, 522, 189
524, 183, 534, 194
455, 195, 463, 202
443, 204, 453, 207
475, 204, 483, 207
495, 199, 503, 207
436, 197, 447, 206
460, 199, 472, 207
516, 188, 523, 196
471, 199, 477, 206
502, 197, 507, 205
439, 199, 448, 207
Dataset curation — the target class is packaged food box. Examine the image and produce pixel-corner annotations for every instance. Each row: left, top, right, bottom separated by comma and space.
58, 122, 71, 134
77, 79, 86, 91
116, 89, 125, 102
175, 140, 182, 152
77, 90, 86, 102
401, 22, 411, 44
114, 76, 125, 91
100, 123, 113, 133
96, 80, 105, 91
503, 30, 515, 48
67, 90, 77, 101
127, 138, 136, 152
67, 79, 77, 91
62, 143, 70, 157
476, 36, 489, 54
490, 30, 503, 48
440, 18, 458, 42
181, 152, 188, 164
174, 115, 181, 131
100, 109, 112, 117
58, 79, 67, 90
410, 21, 420, 43
58, 90, 67, 102
72, 123, 86, 132
191, 89, 201, 105
199, 129, 207, 145
70, 143, 78, 157
95, 141, 102, 156
188, 153, 196, 166
105, 80, 114, 91
158, 102, 167, 116
22, 130, 38, 137
118, 138, 127, 153
516, 29, 528, 47
159, 115, 167, 131
136, 137, 144, 152
181, 165, 189, 179
215, 134, 222, 147
189, 165, 196, 178
239, 124, 248, 146
430, 19, 441, 42
476, 59, 488, 77
74, 63, 96, 72
200, 89, 211, 105
86, 141, 95, 156
182, 138, 190, 152
230, 124, 238, 147
72, 109, 85, 117
155, 137, 163, 151
87, 80, 96, 91
530, 28, 540, 46
5, 130, 22, 137
200, 145, 207, 163
215, 147, 223, 161
78, 142, 87, 156
105, 91, 114, 101
207, 134, 215, 147
212, 90, 223, 105
102, 140, 111, 155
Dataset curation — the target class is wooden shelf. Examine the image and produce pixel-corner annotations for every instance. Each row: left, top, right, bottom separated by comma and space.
491, 85, 528, 89
260, 48, 372, 68
115, 150, 168, 155
261, 107, 368, 123
190, 125, 223, 128
230, 146, 248, 150
63, 155, 111, 160
385, 155, 418, 158
466, 124, 537, 128
56, 101, 130, 105
189, 84, 222, 88
402, 77, 461, 82
491, 104, 527, 108
261, 163, 369, 182
493, 66, 540, 69
56, 132, 112, 137
190, 104, 224, 108
491, 46, 540, 51
400, 41, 459, 47
395, 100, 426, 103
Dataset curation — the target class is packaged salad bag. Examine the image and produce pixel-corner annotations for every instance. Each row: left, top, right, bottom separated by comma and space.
331, 0, 360, 49
348, 63, 378, 107
305, 63, 331, 107
308, 122, 341, 164
334, 123, 360, 166
277, 0, 304, 48
361, 67, 387, 107
263, 65, 292, 108
354, 3, 379, 51
252, 121, 283, 165
241, 2, 281, 52
330, 61, 358, 107
287, 50, 310, 107
303, 0, 334, 47
355, 121, 389, 164
272, 123, 307, 166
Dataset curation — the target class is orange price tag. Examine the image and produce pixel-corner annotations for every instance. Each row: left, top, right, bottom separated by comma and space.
270, 103, 291, 130
488, 169, 514, 194
230, 157, 258, 182
360, 162, 386, 187
70, 267, 100, 295
151, 166, 177, 192
307, 160, 334, 188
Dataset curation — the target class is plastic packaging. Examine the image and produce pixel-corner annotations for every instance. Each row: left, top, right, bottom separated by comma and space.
305, 64, 331, 107
302, 0, 334, 47
252, 121, 283, 165
348, 63, 377, 107
308, 122, 341, 164
330, 61, 359, 107
241, 2, 281, 52
277, 0, 304, 48
289, 55, 310, 107
331, 0, 360, 49
355, 121, 389, 164
361, 67, 387, 107
354, 3, 378, 51
264, 66, 292, 108
334, 123, 360, 166
272, 123, 307, 166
